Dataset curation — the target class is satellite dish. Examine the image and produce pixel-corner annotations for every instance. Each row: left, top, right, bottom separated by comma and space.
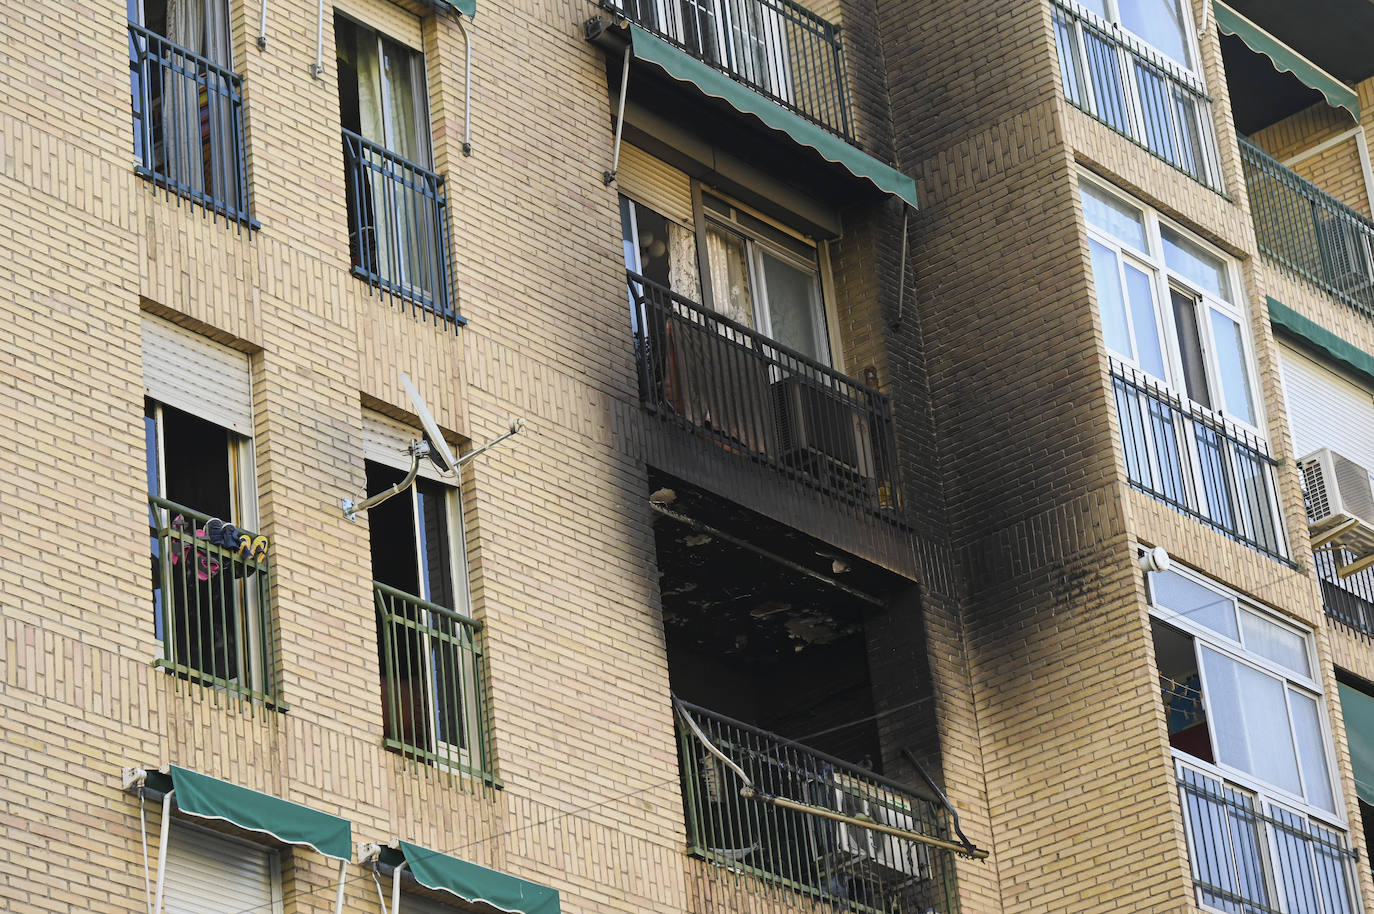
401, 372, 459, 476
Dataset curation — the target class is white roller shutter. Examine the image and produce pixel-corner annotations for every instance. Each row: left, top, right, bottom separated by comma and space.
618, 143, 694, 228
1279, 344, 1374, 465
363, 409, 451, 483
163, 820, 280, 914
142, 316, 253, 435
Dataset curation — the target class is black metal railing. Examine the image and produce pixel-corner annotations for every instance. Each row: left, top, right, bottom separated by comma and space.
1111, 360, 1289, 562
675, 700, 968, 913
1313, 547, 1374, 639
342, 129, 455, 322
630, 271, 902, 517
149, 495, 275, 702
1241, 138, 1374, 320
1177, 764, 1359, 914
601, 0, 852, 139
128, 22, 252, 226
1051, 0, 1222, 192
375, 582, 494, 781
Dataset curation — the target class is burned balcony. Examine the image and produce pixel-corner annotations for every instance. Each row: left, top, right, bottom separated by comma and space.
675, 699, 982, 912
630, 272, 902, 524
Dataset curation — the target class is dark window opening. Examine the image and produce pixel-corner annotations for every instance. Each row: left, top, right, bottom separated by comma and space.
1152, 617, 1215, 764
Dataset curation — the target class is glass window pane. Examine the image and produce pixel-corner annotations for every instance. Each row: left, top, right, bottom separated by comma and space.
1170, 290, 1211, 409
1123, 263, 1165, 378
1210, 309, 1257, 426
1151, 570, 1237, 639
1162, 227, 1229, 301
1117, 0, 1191, 68
1288, 690, 1336, 812
760, 250, 828, 365
705, 225, 756, 329
1239, 609, 1310, 678
416, 479, 456, 610
1201, 647, 1302, 796
1082, 185, 1147, 249
1090, 239, 1133, 358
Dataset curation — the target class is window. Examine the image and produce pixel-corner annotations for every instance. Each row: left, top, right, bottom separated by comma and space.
336, 15, 450, 314
1052, 0, 1218, 187
162, 820, 282, 914
146, 400, 272, 699
365, 429, 486, 774
699, 193, 833, 366
127, 0, 249, 220
1149, 566, 1360, 912
1086, 178, 1284, 556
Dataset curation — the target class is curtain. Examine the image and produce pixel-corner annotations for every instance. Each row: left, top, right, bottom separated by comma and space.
164, 0, 206, 195
705, 225, 754, 328
203, 0, 234, 202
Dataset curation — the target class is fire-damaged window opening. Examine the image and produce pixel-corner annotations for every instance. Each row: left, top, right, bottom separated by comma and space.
649, 472, 977, 912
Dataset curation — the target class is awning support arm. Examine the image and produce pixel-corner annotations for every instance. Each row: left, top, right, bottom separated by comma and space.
456, 17, 473, 155
152, 789, 175, 914
257, 0, 269, 50
604, 48, 632, 185
312, 0, 326, 78
333, 857, 347, 914
391, 860, 409, 914
892, 206, 910, 329
901, 747, 984, 857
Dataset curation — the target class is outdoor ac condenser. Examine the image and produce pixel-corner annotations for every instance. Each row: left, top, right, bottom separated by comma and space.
1300, 448, 1374, 532
831, 774, 929, 881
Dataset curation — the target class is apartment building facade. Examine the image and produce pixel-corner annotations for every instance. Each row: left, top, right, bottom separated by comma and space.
4, 0, 1374, 912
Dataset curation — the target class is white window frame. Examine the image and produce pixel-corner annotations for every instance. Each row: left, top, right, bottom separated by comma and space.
1149, 564, 1343, 825
146, 398, 269, 698
696, 188, 842, 369
1066, 0, 1202, 75
1082, 175, 1266, 436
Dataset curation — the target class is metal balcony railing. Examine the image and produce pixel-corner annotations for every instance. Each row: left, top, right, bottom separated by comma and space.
629, 271, 903, 518
1313, 547, 1374, 639
600, 0, 852, 139
1111, 360, 1289, 563
1051, 0, 1222, 192
1177, 763, 1358, 914
375, 582, 494, 780
675, 700, 975, 913
342, 130, 455, 323
127, 22, 252, 227
149, 495, 275, 702
1241, 138, 1374, 320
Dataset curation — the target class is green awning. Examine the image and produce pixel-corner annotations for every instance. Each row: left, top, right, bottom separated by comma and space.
1338, 683, 1374, 806
1214, 2, 1360, 122
625, 25, 918, 208
435, 0, 475, 19
145, 766, 353, 860
1267, 296, 1374, 388
386, 840, 560, 914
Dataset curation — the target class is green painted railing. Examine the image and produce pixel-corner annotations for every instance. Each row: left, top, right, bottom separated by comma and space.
1241, 138, 1374, 319
149, 495, 276, 703
375, 582, 494, 782
676, 699, 972, 913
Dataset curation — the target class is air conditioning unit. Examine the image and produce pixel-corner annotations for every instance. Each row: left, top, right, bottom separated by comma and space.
831, 773, 930, 881
773, 375, 876, 478
1316, 214, 1374, 298
1301, 449, 1374, 530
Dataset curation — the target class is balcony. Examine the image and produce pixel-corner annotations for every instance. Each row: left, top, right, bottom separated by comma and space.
675, 699, 978, 912
630, 271, 903, 521
1111, 360, 1289, 563
149, 496, 276, 702
1313, 547, 1374, 639
1241, 138, 1374, 320
342, 130, 455, 321
1177, 762, 1359, 913
1050, 0, 1222, 192
128, 23, 253, 227
375, 582, 494, 780
599, 0, 852, 140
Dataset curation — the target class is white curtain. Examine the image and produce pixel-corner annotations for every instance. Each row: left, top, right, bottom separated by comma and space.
164, 0, 206, 195
705, 226, 755, 329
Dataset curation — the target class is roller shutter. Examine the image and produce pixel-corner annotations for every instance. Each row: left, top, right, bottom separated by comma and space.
163, 820, 279, 914
363, 409, 452, 483
618, 143, 693, 228
1279, 344, 1374, 464
142, 316, 253, 435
